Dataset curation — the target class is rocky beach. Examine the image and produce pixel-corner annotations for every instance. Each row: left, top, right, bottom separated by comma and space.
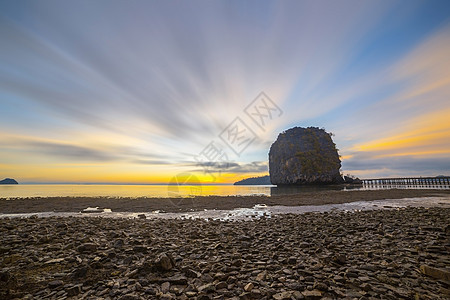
1, 205, 449, 299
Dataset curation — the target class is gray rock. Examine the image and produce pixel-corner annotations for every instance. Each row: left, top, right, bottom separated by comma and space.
183, 267, 201, 278
198, 283, 215, 293
244, 282, 254, 292
288, 256, 297, 264
420, 265, 450, 281
114, 239, 124, 248
66, 285, 81, 296
273, 291, 294, 299
161, 281, 170, 293
301, 289, 322, 299
155, 252, 175, 271
77, 243, 97, 253
215, 281, 227, 290
72, 266, 89, 278
119, 294, 142, 300
164, 274, 188, 285
269, 127, 343, 185
48, 280, 63, 288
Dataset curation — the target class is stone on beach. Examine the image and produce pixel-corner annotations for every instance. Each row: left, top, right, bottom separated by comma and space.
155, 252, 176, 271
77, 242, 97, 253
420, 265, 450, 281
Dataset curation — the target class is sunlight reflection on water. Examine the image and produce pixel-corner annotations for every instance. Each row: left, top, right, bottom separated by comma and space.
1, 183, 448, 199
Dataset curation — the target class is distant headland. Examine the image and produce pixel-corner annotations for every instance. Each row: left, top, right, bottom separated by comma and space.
0, 178, 18, 184
233, 175, 271, 185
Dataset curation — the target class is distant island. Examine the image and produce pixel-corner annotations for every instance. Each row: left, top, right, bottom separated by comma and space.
234, 175, 271, 185
0, 178, 18, 184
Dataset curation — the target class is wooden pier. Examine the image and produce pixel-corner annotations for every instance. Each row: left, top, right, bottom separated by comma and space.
363, 176, 450, 189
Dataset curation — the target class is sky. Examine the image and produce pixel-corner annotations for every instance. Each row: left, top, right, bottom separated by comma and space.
0, 0, 449, 184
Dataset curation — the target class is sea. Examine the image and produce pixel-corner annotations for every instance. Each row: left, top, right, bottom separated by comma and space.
0, 183, 449, 199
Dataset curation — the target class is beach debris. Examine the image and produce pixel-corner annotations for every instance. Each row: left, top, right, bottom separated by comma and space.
254, 204, 268, 209
81, 207, 104, 213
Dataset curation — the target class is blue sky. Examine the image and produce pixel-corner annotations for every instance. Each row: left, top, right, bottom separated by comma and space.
0, 0, 449, 183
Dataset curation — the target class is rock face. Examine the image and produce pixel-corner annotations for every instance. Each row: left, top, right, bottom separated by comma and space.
269, 127, 343, 185
0, 178, 18, 184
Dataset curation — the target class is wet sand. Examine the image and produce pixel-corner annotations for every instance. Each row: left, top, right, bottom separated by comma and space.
1, 189, 449, 214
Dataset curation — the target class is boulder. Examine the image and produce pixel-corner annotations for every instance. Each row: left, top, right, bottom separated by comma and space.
269, 127, 343, 185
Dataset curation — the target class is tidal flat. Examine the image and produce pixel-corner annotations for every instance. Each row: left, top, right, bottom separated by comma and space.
1, 207, 449, 299
1, 189, 450, 214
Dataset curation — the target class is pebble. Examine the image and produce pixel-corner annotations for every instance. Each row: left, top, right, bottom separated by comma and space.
243, 282, 254, 292
77, 243, 97, 253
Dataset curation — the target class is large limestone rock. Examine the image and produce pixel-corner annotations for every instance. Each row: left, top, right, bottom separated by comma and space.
269, 127, 343, 185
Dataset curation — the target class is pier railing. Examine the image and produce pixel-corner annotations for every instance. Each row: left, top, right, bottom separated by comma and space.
362, 177, 450, 189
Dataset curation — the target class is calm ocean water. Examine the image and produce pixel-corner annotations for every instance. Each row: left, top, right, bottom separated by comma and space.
0, 184, 274, 198
1, 183, 448, 199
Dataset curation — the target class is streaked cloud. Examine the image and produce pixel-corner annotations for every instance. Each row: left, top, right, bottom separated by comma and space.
339, 26, 450, 178
0, 1, 449, 182
191, 161, 268, 174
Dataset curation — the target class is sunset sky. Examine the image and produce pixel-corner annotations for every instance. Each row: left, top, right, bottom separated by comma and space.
1, 0, 449, 184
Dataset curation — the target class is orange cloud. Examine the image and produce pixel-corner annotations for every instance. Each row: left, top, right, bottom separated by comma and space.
352, 108, 450, 158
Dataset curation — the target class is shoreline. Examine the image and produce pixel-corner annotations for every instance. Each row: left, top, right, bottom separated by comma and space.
1, 196, 449, 221
1, 207, 449, 299
1, 189, 449, 214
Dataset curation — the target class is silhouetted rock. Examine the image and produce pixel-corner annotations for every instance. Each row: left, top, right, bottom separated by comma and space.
234, 175, 271, 185
0, 178, 18, 184
344, 175, 362, 184
269, 127, 343, 185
